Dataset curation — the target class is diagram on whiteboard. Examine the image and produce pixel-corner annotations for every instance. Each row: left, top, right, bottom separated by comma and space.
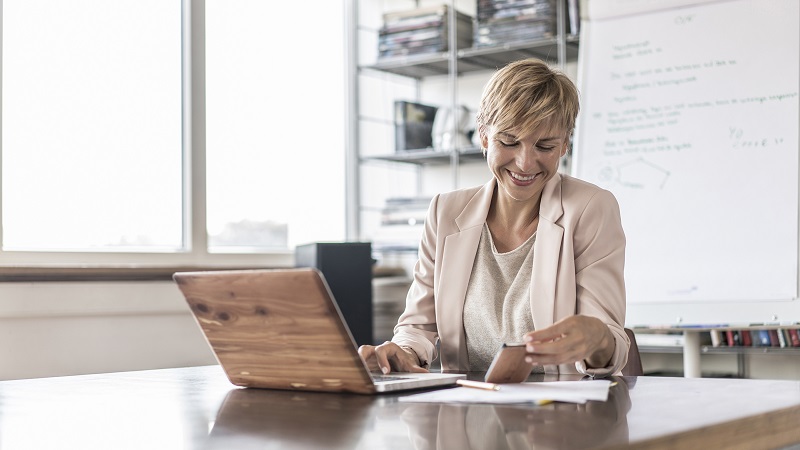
595, 158, 670, 190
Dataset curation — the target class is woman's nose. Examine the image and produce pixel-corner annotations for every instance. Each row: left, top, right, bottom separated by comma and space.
516, 146, 537, 172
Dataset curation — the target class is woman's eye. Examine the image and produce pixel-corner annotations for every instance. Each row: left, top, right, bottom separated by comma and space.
537, 146, 556, 152
498, 140, 517, 147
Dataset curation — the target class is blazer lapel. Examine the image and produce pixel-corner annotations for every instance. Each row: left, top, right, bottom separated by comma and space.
531, 174, 564, 373
437, 179, 495, 370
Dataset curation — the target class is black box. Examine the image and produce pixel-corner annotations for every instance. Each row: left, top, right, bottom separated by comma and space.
295, 242, 374, 346
395, 101, 437, 152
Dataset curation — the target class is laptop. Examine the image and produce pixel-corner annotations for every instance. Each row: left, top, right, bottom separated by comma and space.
173, 268, 464, 394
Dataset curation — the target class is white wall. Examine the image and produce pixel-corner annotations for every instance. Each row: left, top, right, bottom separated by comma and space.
0, 281, 216, 381
2, 280, 797, 381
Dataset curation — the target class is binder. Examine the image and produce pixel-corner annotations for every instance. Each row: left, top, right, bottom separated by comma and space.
394, 101, 437, 152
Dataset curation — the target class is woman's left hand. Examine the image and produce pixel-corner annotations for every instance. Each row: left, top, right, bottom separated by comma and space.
522, 315, 615, 368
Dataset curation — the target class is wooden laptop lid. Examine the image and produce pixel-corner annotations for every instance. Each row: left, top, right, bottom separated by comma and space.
174, 268, 376, 394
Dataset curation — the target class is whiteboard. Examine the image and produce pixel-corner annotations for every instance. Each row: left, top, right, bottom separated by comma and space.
573, 0, 800, 326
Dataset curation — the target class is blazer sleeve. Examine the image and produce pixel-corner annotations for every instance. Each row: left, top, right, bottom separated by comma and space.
571, 188, 629, 377
391, 195, 441, 367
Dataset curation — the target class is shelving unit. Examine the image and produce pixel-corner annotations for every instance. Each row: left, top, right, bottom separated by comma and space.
345, 0, 580, 263
360, 147, 484, 165
639, 345, 800, 356
366, 35, 579, 79
345, 0, 581, 343
635, 328, 800, 378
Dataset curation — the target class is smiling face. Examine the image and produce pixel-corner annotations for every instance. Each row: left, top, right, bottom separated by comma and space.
483, 124, 568, 204
475, 59, 579, 208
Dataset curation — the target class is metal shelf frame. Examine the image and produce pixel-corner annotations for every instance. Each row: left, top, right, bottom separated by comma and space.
345, 0, 577, 240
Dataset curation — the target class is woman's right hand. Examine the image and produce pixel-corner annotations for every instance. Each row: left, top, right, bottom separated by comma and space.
358, 342, 429, 374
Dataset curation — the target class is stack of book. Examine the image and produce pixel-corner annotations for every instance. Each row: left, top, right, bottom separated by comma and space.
633, 332, 686, 348
710, 328, 800, 348
369, 197, 431, 254
379, 5, 473, 59
474, 0, 557, 48
380, 197, 431, 227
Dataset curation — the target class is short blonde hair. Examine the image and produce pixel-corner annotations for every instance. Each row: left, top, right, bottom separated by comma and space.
476, 58, 579, 140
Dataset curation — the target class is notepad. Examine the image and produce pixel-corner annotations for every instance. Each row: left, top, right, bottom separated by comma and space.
398, 380, 612, 405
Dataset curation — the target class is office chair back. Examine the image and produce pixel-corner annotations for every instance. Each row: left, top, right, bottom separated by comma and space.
622, 328, 644, 376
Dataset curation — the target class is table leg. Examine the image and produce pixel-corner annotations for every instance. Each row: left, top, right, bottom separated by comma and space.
683, 331, 701, 378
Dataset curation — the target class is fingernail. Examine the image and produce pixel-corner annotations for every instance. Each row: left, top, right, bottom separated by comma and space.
381, 366, 389, 374
524, 336, 532, 342
525, 357, 533, 363
526, 345, 534, 352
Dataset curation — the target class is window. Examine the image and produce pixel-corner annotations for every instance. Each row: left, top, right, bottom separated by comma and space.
0, 0, 346, 264
205, 0, 346, 252
2, 0, 183, 251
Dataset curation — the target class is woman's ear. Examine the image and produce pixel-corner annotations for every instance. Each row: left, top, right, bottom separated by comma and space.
479, 126, 489, 150
560, 136, 570, 157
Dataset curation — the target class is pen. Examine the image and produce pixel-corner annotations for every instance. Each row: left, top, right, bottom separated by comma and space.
456, 380, 553, 406
457, 379, 501, 391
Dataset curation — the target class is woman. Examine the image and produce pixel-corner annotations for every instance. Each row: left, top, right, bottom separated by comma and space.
359, 58, 628, 377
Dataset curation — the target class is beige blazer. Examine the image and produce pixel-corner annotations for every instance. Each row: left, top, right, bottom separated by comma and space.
392, 173, 629, 376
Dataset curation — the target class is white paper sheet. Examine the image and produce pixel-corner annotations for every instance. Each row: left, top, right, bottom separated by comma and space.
398, 380, 612, 405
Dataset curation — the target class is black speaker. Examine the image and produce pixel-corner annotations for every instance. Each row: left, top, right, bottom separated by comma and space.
295, 242, 374, 346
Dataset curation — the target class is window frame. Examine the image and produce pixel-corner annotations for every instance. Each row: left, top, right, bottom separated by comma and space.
0, 0, 319, 270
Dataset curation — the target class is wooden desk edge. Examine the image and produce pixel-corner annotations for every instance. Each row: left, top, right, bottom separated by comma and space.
626, 404, 800, 450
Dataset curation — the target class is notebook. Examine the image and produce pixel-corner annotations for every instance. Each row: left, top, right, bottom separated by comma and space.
173, 268, 464, 394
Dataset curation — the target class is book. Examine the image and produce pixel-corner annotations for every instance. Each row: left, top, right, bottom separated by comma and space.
474, 0, 556, 48
567, 0, 580, 35
789, 329, 800, 347
380, 197, 431, 226
724, 330, 734, 346
479, 6, 554, 23
379, 5, 473, 59
779, 329, 790, 348
757, 330, 771, 346
634, 333, 685, 347
749, 330, 761, 347
741, 329, 752, 347
710, 329, 723, 347
768, 329, 780, 347
732, 330, 743, 346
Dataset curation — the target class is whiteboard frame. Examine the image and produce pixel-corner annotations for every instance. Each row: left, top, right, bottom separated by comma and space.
572, 0, 800, 328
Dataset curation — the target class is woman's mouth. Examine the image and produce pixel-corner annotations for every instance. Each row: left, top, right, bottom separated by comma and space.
508, 170, 537, 185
